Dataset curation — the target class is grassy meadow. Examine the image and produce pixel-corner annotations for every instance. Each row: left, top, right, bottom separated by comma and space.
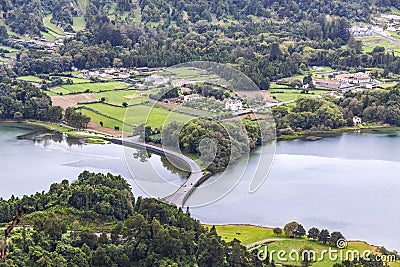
60, 81, 128, 93
81, 103, 194, 129
212, 225, 400, 267
270, 89, 329, 102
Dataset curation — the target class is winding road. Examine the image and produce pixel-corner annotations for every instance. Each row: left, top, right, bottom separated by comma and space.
107, 137, 210, 207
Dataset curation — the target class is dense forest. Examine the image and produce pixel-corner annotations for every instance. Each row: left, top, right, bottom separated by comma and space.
4, 0, 400, 89
272, 88, 400, 136
0, 171, 264, 266
0, 76, 90, 128
0, 76, 61, 122
0, 172, 392, 266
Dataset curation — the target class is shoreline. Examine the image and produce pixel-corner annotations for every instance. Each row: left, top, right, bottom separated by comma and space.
277, 123, 400, 141
207, 224, 400, 257
4, 119, 398, 144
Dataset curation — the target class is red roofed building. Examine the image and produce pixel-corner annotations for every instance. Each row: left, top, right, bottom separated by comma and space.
336, 72, 371, 84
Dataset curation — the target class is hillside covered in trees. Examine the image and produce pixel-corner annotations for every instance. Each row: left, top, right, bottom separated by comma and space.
0, 171, 264, 266
0, 172, 394, 266
4, 0, 400, 89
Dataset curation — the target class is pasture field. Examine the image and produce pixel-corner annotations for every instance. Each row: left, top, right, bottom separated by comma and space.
0, 45, 20, 52
50, 87, 73, 95
357, 35, 400, 56
60, 81, 128, 93
17, 75, 91, 85
269, 83, 290, 90
61, 77, 92, 84
82, 103, 194, 128
80, 109, 124, 130
94, 90, 149, 106
378, 82, 398, 89
72, 16, 86, 31
43, 15, 64, 36
270, 89, 329, 102
209, 225, 276, 245
41, 31, 56, 41
213, 225, 400, 267
167, 67, 200, 77
17, 76, 43, 82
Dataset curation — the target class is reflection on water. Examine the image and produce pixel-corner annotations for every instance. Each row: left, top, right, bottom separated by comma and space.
0, 122, 186, 202
15, 125, 84, 147
1, 122, 399, 251
190, 131, 400, 251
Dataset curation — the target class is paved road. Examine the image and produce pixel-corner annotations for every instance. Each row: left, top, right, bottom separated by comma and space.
110, 137, 210, 207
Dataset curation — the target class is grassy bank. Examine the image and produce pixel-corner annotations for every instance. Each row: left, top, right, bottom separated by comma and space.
211, 224, 400, 267
277, 123, 399, 141
24, 121, 110, 143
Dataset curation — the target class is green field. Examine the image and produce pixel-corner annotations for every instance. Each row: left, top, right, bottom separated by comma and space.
213, 225, 400, 267
50, 87, 73, 95
167, 67, 201, 77
61, 77, 92, 84
358, 35, 400, 56
270, 89, 329, 102
0, 45, 19, 52
60, 81, 128, 93
80, 109, 124, 129
43, 15, 64, 36
72, 16, 86, 31
82, 103, 194, 128
41, 31, 56, 41
269, 83, 291, 90
210, 225, 276, 245
17, 75, 91, 85
16, 76, 43, 82
94, 90, 149, 106
378, 82, 397, 89
391, 7, 400, 15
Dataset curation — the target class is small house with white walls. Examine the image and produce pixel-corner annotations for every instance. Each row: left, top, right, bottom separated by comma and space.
353, 116, 362, 125
225, 99, 243, 111
183, 94, 200, 101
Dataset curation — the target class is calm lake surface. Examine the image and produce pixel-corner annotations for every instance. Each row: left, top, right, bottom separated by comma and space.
1, 123, 399, 251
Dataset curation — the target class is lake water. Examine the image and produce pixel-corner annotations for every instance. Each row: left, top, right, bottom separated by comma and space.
0, 123, 399, 251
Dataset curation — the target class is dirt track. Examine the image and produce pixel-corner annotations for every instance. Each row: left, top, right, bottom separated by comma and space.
51, 93, 97, 110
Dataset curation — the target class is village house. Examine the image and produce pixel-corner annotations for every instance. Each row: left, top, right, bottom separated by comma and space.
136, 67, 149, 73
118, 72, 130, 79
134, 83, 145, 89
145, 74, 169, 86
365, 83, 377, 89
336, 72, 371, 84
353, 116, 362, 126
163, 97, 181, 104
104, 68, 117, 74
171, 79, 187, 88
183, 94, 200, 101
314, 79, 349, 90
225, 99, 243, 111
350, 27, 372, 37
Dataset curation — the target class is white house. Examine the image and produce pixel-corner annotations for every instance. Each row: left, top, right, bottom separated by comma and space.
365, 83, 377, 89
118, 72, 130, 79
353, 116, 362, 125
134, 83, 145, 89
225, 99, 243, 111
183, 94, 200, 101
145, 74, 169, 86
336, 73, 371, 84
